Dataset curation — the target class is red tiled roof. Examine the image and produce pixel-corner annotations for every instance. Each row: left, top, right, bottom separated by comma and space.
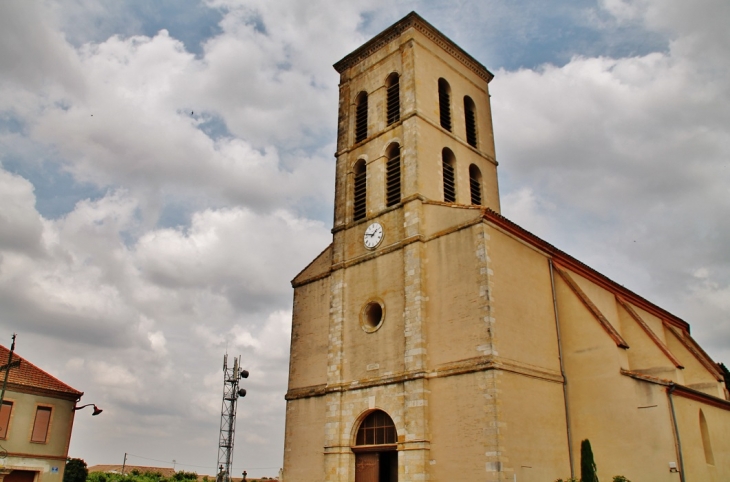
0, 345, 83, 399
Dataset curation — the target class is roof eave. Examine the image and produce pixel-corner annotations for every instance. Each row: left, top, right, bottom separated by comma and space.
333, 11, 493, 83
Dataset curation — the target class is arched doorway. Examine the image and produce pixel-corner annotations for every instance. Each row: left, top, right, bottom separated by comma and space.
353, 410, 398, 482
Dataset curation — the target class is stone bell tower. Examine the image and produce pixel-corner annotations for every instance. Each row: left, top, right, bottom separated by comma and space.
283, 11, 509, 482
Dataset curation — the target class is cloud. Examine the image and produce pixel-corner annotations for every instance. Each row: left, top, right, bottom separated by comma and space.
0, 2, 83, 93
0, 159, 327, 471
0, 168, 44, 255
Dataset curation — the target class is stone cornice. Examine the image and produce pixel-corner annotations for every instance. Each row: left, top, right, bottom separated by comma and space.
333, 12, 493, 83
620, 369, 730, 411
285, 354, 562, 401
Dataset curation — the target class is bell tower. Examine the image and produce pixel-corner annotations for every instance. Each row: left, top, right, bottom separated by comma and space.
284, 12, 509, 482
331, 11, 499, 241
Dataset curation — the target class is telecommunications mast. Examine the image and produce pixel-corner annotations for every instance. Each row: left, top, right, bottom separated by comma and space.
217, 354, 249, 482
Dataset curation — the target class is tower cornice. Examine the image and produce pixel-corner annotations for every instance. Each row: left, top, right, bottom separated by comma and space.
333, 11, 494, 83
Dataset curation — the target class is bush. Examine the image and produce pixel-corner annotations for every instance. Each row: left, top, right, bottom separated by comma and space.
612, 477, 631, 482
88, 470, 200, 482
64, 458, 88, 482
172, 472, 197, 481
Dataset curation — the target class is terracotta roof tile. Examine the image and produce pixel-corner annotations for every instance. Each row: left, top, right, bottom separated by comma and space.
0, 345, 82, 398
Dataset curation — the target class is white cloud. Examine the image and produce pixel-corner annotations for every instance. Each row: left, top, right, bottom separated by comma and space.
0, 168, 44, 255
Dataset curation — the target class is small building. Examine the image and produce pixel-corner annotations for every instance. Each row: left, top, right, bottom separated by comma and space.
282, 11, 730, 482
0, 345, 84, 482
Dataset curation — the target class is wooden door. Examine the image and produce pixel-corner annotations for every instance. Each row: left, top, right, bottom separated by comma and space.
6, 471, 37, 482
355, 452, 379, 482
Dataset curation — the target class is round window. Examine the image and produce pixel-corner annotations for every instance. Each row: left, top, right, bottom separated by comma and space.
361, 300, 385, 333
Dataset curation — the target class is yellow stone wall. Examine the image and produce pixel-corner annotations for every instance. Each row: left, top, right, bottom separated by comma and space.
673, 396, 730, 481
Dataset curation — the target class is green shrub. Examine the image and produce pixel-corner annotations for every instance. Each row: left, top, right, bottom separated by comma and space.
64, 459, 88, 482
580, 439, 598, 482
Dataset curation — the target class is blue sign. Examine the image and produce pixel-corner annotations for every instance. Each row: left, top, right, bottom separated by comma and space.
51, 467, 59, 474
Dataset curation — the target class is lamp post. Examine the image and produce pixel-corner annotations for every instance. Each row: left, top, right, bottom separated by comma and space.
73, 403, 103, 416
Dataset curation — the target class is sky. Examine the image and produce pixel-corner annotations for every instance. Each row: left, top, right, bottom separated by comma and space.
1, 0, 729, 478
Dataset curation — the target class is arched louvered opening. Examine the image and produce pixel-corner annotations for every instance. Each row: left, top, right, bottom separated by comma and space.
438, 78, 452, 131
700, 409, 715, 465
355, 91, 368, 143
442, 148, 456, 203
385, 144, 401, 207
386, 73, 400, 125
464, 96, 478, 148
353, 159, 367, 221
355, 410, 397, 446
469, 164, 483, 206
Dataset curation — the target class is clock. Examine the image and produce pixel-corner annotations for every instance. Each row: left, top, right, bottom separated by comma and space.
363, 222, 384, 249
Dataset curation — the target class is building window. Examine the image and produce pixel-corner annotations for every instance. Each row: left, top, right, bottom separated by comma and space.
700, 409, 715, 465
469, 164, 482, 205
0, 401, 12, 439
31, 406, 52, 443
353, 160, 367, 221
438, 78, 452, 131
356, 410, 397, 446
464, 96, 478, 148
386, 144, 401, 207
355, 91, 368, 143
386, 73, 400, 125
442, 148, 456, 203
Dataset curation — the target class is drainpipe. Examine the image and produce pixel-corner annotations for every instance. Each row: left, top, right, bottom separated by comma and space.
667, 384, 686, 482
549, 259, 574, 478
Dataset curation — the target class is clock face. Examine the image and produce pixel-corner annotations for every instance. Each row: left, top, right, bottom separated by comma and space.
363, 222, 384, 249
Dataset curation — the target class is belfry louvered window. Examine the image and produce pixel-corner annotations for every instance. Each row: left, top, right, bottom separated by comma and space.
469, 164, 483, 205
353, 160, 367, 221
355, 92, 368, 143
386, 73, 400, 125
464, 96, 478, 148
442, 148, 456, 203
386, 144, 401, 207
438, 78, 452, 131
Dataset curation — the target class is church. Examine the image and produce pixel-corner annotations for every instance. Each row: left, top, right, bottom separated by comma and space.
281, 12, 730, 482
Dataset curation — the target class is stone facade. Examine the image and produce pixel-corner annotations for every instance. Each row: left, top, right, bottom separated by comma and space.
282, 12, 730, 482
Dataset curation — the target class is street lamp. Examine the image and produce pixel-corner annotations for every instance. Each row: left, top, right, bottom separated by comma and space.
74, 403, 103, 416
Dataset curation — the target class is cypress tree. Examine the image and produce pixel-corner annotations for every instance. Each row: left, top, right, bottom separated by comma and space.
580, 439, 598, 482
